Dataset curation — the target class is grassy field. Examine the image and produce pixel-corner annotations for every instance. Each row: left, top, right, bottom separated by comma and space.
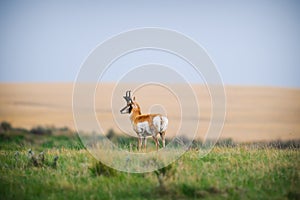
0, 123, 299, 200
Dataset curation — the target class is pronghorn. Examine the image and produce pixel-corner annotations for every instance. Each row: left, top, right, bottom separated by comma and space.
120, 90, 168, 151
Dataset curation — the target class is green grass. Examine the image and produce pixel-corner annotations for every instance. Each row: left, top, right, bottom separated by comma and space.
0, 126, 299, 199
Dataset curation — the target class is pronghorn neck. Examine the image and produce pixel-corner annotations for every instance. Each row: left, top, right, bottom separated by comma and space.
130, 103, 141, 122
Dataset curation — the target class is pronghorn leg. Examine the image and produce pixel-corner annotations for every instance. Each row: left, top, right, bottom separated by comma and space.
160, 131, 166, 148
152, 136, 159, 151
138, 137, 142, 151
143, 137, 147, 152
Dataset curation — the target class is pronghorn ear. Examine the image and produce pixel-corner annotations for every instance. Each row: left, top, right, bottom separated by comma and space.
133, 96, 136, 101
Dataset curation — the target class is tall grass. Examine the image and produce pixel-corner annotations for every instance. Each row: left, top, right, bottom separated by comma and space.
0, 123, 299, 199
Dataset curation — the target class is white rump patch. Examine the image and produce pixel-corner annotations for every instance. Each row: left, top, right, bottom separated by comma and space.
160, 116, 168, 132
153, 116, 168, 132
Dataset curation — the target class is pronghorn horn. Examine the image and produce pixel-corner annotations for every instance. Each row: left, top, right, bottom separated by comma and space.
123, 90, 132, 103
128, 90, 131, 99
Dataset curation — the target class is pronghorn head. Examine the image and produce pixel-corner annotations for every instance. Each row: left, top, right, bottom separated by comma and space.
120, 90, 140, 114
120, 90, 133, 114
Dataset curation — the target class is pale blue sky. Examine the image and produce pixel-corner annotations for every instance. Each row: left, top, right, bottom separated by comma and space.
0, 1, 299, 87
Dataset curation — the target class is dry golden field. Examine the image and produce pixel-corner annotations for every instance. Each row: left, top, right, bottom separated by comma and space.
0, 83, 299, 142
